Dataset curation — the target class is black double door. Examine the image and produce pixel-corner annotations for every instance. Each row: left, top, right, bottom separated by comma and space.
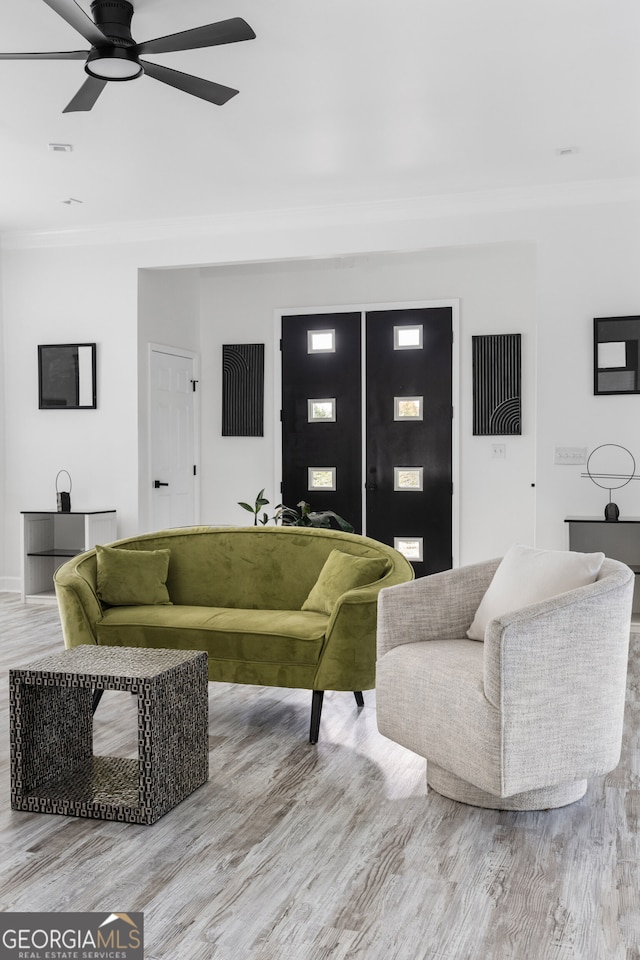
281, 307, 453, 576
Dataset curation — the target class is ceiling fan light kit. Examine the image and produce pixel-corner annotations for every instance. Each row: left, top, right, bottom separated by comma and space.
85, 47, 142, 81
0, 0, 255, 111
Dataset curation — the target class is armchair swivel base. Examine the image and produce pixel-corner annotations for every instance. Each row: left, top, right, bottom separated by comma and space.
426, 762, 587, 811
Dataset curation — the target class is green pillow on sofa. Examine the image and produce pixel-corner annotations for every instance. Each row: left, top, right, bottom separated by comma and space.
301, 549, 388, 615
96, 543, 172, 606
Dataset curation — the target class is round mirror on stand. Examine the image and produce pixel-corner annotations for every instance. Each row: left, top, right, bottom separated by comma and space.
584, 444, 636, 521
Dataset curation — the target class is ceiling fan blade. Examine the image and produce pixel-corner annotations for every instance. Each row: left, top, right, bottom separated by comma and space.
63, 75, 108, 112
41, 0, 109, 47
135, 17, 255, 56
140, 60, 238, 105
0, 50, 88, 60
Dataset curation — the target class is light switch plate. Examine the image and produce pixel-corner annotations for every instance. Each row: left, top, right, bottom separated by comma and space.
554, 446, 587, 465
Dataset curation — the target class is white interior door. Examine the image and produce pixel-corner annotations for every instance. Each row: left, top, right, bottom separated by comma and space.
150, 348, 198, 530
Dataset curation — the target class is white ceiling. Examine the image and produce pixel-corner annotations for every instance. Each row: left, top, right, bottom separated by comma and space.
1, 0, 639, 235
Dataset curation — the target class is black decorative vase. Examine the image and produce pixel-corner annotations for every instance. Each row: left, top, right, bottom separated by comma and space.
604, 502, 620, 522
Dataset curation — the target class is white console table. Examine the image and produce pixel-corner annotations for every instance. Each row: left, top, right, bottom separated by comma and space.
565, 516, 640, 613
21, 510, 117, 603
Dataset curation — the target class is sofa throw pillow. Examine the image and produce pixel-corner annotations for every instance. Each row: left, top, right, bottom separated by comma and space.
96, 543, 172, 606
301, 549, 389, 616
467, 543, 605, 641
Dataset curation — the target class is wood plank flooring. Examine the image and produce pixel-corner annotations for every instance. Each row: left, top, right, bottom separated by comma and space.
1, 592, 639, 960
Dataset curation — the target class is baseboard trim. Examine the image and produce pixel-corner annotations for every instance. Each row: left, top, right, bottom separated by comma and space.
0, 579, 21, 594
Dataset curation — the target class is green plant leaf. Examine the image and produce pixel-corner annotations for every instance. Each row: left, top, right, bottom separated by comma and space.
279, 506, 299, 525
238, 502, 255, 513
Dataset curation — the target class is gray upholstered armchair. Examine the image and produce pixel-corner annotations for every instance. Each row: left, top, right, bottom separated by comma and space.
376, 554, 634, 810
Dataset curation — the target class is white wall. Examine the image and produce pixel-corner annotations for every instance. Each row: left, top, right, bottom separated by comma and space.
1, 185, 639, 585
0, 255, 5, 587
533, 201, 640, 547
1, 244, 140, 589
197, 243, 537, 564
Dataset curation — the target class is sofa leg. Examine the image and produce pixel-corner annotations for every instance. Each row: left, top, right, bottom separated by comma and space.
310, 690, 324, 744
354, 691, 364, 708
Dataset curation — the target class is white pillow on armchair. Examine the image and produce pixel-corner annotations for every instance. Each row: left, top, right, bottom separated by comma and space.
467, 543, 605, 641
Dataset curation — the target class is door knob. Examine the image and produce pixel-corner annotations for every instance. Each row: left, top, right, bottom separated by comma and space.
154, 480, 169, 489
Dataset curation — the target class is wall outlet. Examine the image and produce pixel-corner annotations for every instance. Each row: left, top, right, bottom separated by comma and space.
554, 446, 587, 465
491, 444, 506, 459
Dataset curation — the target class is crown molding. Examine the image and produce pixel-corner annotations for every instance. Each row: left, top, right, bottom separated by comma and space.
3, 177, 640, 252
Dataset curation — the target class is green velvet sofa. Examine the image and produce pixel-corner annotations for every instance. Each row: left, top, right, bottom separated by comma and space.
53, 525, 414, 742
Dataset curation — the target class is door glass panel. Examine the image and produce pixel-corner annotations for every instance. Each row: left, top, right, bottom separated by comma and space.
308, 467, 337, 491
308, 330, 335, 353
394, 467, 423, 491
308, 399, 336, 422
394, 325, 423, 350
394, 537, 424, 561
394, 397, 423, 420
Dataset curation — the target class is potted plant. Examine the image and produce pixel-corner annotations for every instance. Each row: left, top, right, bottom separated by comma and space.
238, 491, 353, 532
237, 489, 293, 526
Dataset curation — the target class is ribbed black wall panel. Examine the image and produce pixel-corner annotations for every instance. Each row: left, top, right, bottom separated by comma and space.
472, 334, 521, 435
222, 344, 264, 437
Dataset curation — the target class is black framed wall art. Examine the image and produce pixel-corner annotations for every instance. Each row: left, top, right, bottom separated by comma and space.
38, 343, 97, 410
222, 343, 264, 436
594, 316, 640, 395
472, 333, 522, 435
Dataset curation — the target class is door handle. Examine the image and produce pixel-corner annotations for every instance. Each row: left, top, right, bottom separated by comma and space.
154, 481, 169, 489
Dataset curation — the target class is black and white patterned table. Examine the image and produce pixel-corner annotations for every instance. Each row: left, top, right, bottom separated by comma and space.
10, 645, 209, 824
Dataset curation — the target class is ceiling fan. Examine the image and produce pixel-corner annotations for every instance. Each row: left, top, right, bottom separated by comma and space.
0, 0, 255, 112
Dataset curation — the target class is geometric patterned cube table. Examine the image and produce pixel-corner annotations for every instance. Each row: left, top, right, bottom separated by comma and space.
10, 646, 209, 825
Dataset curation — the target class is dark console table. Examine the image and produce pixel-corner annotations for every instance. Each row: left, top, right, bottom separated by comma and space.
565, 516, 640, 612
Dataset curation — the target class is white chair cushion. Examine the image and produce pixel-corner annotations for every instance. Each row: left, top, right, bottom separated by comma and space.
466, 544, 605, 641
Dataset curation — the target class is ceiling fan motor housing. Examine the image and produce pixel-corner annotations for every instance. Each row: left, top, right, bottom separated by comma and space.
86, 0, 142, 80
90, 0, 135, 47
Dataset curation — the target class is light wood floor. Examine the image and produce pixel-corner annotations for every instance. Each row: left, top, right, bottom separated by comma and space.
1, 593, 639, 960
